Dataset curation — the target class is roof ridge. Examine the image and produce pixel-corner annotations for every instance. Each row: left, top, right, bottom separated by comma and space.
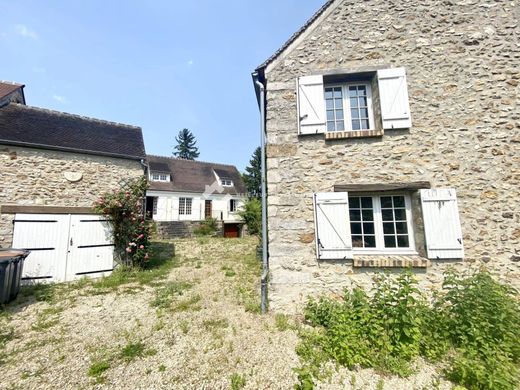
255, 0, 337, 70
146, 154, 239, 169
0, 81, 24, 87
9, 103, 141, 130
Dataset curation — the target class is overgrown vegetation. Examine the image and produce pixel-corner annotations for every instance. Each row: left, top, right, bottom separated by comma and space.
238, 198, 261, 235
193, 218, 219, 236
94, 176, 153, 268
295, 269, 520, 390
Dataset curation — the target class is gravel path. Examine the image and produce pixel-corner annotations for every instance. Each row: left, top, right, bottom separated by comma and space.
0, 237, 451, 390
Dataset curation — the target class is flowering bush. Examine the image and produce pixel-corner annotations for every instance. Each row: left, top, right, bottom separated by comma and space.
94, 177, 153, 268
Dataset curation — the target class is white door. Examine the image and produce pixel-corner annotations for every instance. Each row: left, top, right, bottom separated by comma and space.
12, 214, 70, 282
12, 213, 114, 283
67, 215, 114, 280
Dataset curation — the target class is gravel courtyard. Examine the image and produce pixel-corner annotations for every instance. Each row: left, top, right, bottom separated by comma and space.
0, 237, 451, 390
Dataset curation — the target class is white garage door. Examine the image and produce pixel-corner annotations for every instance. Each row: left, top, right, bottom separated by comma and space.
12, 214, 114, 283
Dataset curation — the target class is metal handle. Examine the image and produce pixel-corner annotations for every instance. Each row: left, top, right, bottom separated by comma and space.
70, 237, 73, 246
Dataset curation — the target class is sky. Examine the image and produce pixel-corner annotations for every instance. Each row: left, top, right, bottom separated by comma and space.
0, 0, 325, 171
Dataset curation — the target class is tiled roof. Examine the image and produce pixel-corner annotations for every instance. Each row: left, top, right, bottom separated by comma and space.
0, 103, 146, 160
0, 81, 24, 100
147, 155, 246, 195
255, 0, 337, 70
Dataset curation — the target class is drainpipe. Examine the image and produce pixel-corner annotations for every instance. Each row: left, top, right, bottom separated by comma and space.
140, 158, 149, 217
253, 73, 268, 314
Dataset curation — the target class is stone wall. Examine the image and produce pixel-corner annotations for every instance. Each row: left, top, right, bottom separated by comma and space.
0, 146, 144, 247
155, 220, 224, 239
263, 0, 520, 311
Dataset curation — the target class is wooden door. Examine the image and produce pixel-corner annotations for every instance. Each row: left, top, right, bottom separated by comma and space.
205, 200, 212, 219
224, 223, 239, 238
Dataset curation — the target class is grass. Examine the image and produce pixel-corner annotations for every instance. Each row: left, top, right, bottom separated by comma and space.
88, 359, 110, 378
171, 294, 202, 312
120, 341, 157, 362
230, 373, 246, 389
274, 313, 297, 332
151, 281, 193, 309
202, 318, 229, 331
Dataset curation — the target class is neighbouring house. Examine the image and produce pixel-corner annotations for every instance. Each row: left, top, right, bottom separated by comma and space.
253, 0, 519, 311
0, 81, 25, 107
145, 155, 247, 238
0, 93, 146, 282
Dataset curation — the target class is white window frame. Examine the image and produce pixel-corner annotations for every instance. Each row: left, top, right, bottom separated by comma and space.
152, 197, 158, 215
150, 172, 170, 182
229, 199, 237, 213
350, 193, 416, 255
179, 197, 193, 215
221, 179, 233, 187
324, 82, 375, 132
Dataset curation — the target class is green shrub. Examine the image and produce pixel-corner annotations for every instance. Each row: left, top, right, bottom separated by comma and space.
193, 218, 219, 236
238, 198, 261, 235
295, 269, 520, 390
230, 373, 246, 389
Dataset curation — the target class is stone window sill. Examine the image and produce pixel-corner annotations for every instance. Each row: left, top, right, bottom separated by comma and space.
353, 255, 430, 268
325, 129, 383, 140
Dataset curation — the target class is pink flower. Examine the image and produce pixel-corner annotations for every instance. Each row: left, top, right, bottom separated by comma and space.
138, 234, 144, 239
139, 245, 144, 249
126, 247, 132, 253
144, 253, 149, 260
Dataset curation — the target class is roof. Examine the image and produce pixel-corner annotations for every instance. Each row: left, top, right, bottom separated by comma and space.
147, 155, 246, 195
255, 0, 336, 71
0, 103, 146, 160
0, 81, 24, 100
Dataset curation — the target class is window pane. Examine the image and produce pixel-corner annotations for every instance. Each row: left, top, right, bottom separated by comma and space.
395, 222, 408, 234
364, 236, 376, 248
336, 121, 345, 131
360, 108, 369, 118
333, 88, 342, 98
352, 120, 360, 130
351, 109, 359, 119
362, 209, 373, 221
348, 87, 357, 97
397, 236, 409, 248
352, 236, 363, 248
357, 85, 366, 95
351, 222, 362, 234
326, 99, 334, 109
349, 97, 358, 108
335, 98, 343, 108
361, 119, 370, 129
327, 110, 335, 120
336, 110, 344, 120
394, 209, 407, 221
327, 121, 335, 131
349, 209, 361, 221
358, 96, 367, 106
324, 89, 333, 99
384, 236, 397, 248
349, 197, 360, 208
383, 222, 395, 234
361, 197, 373, 208
380, 197, 393, 208
382, 209, 394, 221
393, 196, 405, 208
363, 222, 374, 234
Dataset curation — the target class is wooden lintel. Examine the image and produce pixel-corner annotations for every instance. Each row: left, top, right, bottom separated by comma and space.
1, 205, 97, 215
334, 181, 431, 193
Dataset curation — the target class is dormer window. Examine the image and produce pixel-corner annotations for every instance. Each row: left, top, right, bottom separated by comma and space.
150, 172, 170, 182
221, 178, 233, 187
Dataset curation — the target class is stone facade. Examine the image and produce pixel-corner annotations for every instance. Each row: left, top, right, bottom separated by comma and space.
262, 0, 520, 311
0, 145, 144, 247
155, 220, 225, 239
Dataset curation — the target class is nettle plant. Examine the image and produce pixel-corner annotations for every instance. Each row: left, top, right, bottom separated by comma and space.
94, 177, 152, 268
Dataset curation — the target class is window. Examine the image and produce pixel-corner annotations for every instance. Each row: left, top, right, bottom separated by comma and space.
152, 197, 158, 215
151, 172, 169, 182
229, 199, 237, 213
179, 197, 192, 215
325, 83, 374, 132
221, 179, 233, 187
349, 194, 414, 252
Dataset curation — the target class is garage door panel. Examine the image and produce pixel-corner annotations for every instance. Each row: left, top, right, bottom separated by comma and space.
70, 215, 112, 247
69, 246, 114, 277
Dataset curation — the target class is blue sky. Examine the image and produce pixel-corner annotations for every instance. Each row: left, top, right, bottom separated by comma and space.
0, 0, 325, 171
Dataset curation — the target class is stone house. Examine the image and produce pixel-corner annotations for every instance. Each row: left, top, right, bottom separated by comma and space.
146, 155, 247, 238
0, 94, 146, 282
0, 81, 25, 107
252, 0, 519, 311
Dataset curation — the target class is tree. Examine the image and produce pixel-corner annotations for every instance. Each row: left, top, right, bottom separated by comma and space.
238, 198, 261, 235
173, 128, 200, 160
243, 147, 261, 198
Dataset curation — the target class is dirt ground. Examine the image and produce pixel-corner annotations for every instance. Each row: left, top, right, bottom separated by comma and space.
0, 237, 450, 390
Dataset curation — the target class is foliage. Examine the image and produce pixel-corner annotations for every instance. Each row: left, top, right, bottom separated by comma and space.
238, 198, 261, 235
173, 128, 200, 160
193, 218, 219, 236
295, 269, 520, 390
230, 373, 246, 390
94, 177, 153, 268
242, 147, 261, 198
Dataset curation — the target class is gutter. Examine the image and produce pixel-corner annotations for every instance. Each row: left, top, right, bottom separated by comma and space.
252, 71, 269, 314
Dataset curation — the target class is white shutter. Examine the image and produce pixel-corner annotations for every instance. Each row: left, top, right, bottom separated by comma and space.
297, 75, 326, 134
313, 192, 353, 260
377, 67, 412, 129
420, 189, 464, 259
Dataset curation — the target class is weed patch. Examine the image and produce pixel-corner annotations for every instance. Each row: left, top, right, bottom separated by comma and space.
230, 373, 246, 389
151, 281, 192, 309
171, 294, 202, 313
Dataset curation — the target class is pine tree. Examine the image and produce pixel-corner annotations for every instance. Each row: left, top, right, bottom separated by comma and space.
173, 128, 200, 160
243, 147, 261, 198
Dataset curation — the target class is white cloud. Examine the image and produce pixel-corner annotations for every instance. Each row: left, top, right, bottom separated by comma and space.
52, 94, 69, 104
187, 59, 194, 66
14, 24, 38, 39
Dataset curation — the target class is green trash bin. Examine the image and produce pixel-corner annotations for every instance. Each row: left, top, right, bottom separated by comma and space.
0, 249, 29, 304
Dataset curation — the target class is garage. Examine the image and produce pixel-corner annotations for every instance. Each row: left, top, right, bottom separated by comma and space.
12, 213, 114, 283
224, 223, 241, 238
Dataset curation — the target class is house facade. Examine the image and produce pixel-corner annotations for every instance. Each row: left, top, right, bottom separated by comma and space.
0, 97, 145, 282
146, 155, 247, 238
254, 0, 519, 311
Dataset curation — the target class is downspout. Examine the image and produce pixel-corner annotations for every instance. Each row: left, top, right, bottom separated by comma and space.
140, 158, 149, 217
253, 73, 269, 314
